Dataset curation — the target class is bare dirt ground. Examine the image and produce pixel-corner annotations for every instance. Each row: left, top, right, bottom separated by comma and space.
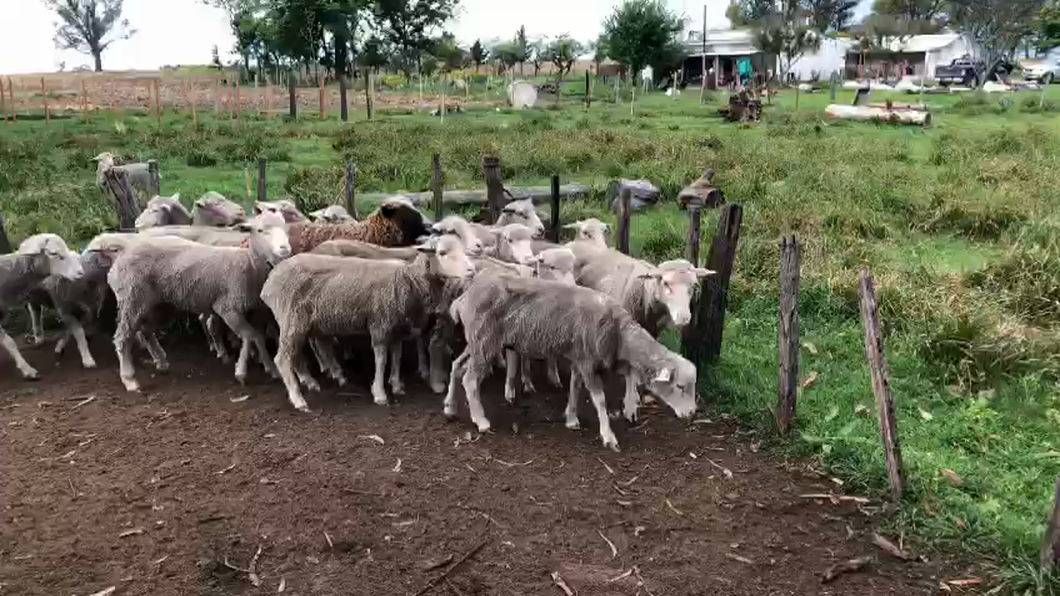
1, 337, 960, 596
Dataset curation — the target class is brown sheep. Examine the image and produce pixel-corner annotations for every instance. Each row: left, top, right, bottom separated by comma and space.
241, 197, 429, 253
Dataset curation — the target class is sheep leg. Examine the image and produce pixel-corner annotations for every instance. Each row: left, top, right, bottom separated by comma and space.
113, 301, 148, 392
0, 327, 39, 380
416, 336, 430, 382
136, 330, 169, 372
547, 358, 562, 387
309, 338, 346, 386
520, 357, 537, 394
565, 370, 582, 430
26, 304, 43, 346
461, 354, 492, 433
201, 313, 230, 363
274, 330, 311, 412
582, 369, 620, 452
504, 350, 519, 405
370, 339, 390, 406
389, 342, 405, 396
443, 351, 471, 419
623, 370, 642, 423
294, 354, 322, 393
61, 313, 96, 369
429, 325, 450, 394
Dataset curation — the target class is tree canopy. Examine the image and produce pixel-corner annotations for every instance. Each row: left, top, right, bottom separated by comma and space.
602, 0, 684, 77
43, 0, 136, 71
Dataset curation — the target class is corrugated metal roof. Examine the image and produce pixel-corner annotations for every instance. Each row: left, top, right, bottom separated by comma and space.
886, 33, 963, 53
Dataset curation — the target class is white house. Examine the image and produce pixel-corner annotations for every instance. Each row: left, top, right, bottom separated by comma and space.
789, 37, 853, 81
845, 33, 983, 78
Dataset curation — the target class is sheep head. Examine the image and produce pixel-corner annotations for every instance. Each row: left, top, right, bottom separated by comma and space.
498, 198, 545, 238
431, 215, 485, 256
415, 235, 476, 280
193, 192, 246, 227
234, 212, 291, 265
135, 194, 190, 230
19, 234, 84, 281
636, 260, 715, 328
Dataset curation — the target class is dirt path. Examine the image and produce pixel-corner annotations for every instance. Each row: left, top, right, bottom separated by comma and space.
1, 339, 949, 596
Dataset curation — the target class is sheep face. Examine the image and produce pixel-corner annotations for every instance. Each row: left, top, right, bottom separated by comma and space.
255, 200, 305, 223
237, 213, 291, 264
643, 356, 698, 420
564, 218, 610, 248
135, 194, 188, 230
431, 216, 485, 256
499, 199, 545, 238
535, 248, 576, 286
378, 199, 430, 246
194, 192, 246, 226
496, 224, 537, 265
311, 205, 354, 223
639, 261, 715, 328
418, 235, 475, 280
19, 234, 84, 281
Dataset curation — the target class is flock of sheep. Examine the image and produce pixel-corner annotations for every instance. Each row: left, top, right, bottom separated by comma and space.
1, 179, 713, 451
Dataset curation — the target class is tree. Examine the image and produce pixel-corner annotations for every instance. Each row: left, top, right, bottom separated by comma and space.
470, 39, 488, 71
1034, 1, 1060, 52
545, 34, 583, 84
211, 44, 224, 70
492, 42, 521, 74
590, 35, 609, 73
374, 0, 459, 79
872, 0, 947, 23
730, 0, 822, 79
433, 32, 465, 73
43, 0, 136, 71
603, 0, 684, 78
803, 0, 859, 32
514, 25, 531, 75
948, 0, 1047, 81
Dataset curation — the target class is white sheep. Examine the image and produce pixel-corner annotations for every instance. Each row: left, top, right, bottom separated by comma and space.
261, 235, 476, 412
92, 152, 153, 202
108, 212, 292, 391
256, 199, 306, 223
135, 194, 191, 230
193, 192, 247, 227
0, 234, 84, 379
310, 205, 356, 223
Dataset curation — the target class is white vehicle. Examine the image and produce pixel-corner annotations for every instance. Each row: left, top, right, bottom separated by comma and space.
1022, 50, 1060, 84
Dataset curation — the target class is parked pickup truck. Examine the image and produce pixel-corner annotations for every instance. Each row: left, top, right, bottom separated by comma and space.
934, 56, 1013, 87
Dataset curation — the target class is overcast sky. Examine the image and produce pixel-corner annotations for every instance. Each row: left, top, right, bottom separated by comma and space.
0, 0, 872, 75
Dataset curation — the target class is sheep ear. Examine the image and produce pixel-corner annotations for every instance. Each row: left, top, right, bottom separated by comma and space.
653, 368, 674, 384
636, 271, 661, 280
170, 193, 180, 201
233, 222, 254, 233
416, 244, 437, 254
562, 223, 580, 230
693, 267, 716, 278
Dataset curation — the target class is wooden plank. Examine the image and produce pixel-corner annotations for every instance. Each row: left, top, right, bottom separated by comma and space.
340, 74, 349, 122
1041, 478, 1060, 573
0, 211, 11, 254
258, 158, 268, 203
357, 184, 590, 208
585, 71, 591, 109
775, 235, 801, 434
81, 78, 89, 121
288, 70, 297, 119
549, 175, 561, 243
431, 153, 444, 222
366, 71, 374, 120
345, 158, 356, 219
7, 77, 14, 121
696, 203, 743, 364
154, 79, 161, 122
319, 77, 326, 120
483, 156, 503, 225
104, 169, 142, 230
41, 77, 49, 123
616, 187, 632, 255
858, 267, 904, 503
147, 160, 160, 197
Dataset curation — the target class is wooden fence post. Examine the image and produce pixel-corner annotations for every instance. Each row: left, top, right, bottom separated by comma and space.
775, 235, 801, 434
366, 70, 375, 120
214, 78, 220, 114
319, 77, 326, 120
617, 187, 632, 255
431, 153, 444, 221
41, 77, 49, 123
680, 203, 703, 359
549, 175, 561, 243
340, 74, 349, 122
105, 169, 142, 231
229, 80, 235, 120
147, 160, 160, 197
0, 212, 11, 254
235, 76, 241, 120
345, 158, 357, 219
1041, 478, 1060, 574
585, 71, 591, 109
81, 78, 89, 121
483, 156, 503, 225
859, 267, 904, 503
191, 81, 198, 126
695, 203, 743, 364
7, 77, 15, 121
1, 76, 6, 124
288, 70, 297, 119
795, 84, 801, 111
258, 158, 268, 203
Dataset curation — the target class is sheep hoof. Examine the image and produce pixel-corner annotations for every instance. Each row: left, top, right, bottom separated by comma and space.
602, 437, 621, 452
475, 421, 492, 433
22, 368, 41, 381
565, 418, 581, 431
83, 359, 98, 370
443, 407, 458, 419
624, 409, 639, 424
390, 385, 405, 396
431, 381, 447, 395
295, 405, 313, 414
235, 374, 247, 387
303, 380, 322, 393
372, 392, 389, 406
121, 378, 140, 392
155, 361, 169, 373
418, 368, 430, 382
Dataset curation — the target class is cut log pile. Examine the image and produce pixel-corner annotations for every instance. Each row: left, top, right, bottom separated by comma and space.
718, 89, 763, 123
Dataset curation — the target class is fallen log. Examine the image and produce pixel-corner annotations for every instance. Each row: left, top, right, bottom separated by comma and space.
825, 104, 931, 126
358, 184, 591, 208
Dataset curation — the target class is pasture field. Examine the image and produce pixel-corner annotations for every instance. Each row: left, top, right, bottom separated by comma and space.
3, 83, 1060, 591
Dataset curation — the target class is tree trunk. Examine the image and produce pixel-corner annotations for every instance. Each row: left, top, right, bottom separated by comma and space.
93, 51, 103, 72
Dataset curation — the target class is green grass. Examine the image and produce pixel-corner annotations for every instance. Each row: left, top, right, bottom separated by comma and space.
4, 85, 1060, 592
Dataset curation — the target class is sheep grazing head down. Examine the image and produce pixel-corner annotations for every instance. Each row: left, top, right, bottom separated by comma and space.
19, 234, 84, 281
255, 199, 306, 223
194, 192, 246, 227
135, 194, 190, 230
431, 215, 485, 256
644, 355, 698, 421
417, 235, 476, 280
638, 260, 716, 327
236, 212, 291, 265
498, 199, 545, 238
495, 223, 538, 265
565, 218, 610, 247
